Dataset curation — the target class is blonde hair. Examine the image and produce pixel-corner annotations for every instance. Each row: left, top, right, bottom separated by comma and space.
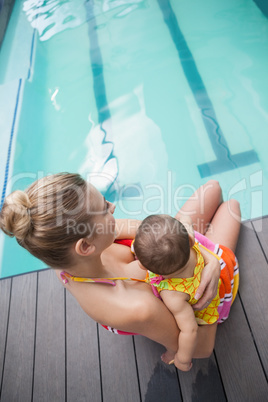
134, 215, 190, 275
0, 173, 98, 268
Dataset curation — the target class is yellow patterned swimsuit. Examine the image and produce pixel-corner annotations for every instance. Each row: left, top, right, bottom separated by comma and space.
148, 242, 221, 325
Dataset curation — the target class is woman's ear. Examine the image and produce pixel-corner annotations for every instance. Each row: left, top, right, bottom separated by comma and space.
75, 238, 95, 256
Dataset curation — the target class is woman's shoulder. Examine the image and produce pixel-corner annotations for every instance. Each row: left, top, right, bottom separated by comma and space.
102, 242, 134, 265
54, 268, 154, 325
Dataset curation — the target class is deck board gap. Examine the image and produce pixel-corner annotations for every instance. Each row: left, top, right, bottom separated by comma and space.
31, 272, 39, 402
132, 336, 142, 402
213, 350, 228, 401
97, 324, 104, 402
175, 368, 183, 402
251, 221, 268, 265
237, 291, 268, 383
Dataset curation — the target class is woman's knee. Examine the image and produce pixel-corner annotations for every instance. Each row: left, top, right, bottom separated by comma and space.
204, 180, 222, 200
227, 198, 240, 210
206, 179, 220, 189
200, 180, 222, 209
225, 199, 241, 221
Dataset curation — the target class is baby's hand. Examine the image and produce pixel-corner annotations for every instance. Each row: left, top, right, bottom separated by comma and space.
174, 355, 193, 372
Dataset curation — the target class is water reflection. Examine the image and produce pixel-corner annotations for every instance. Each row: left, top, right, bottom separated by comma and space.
23, 0, 146, 41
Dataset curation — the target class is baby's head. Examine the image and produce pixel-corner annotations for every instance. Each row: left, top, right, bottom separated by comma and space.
134, 214, 192, 276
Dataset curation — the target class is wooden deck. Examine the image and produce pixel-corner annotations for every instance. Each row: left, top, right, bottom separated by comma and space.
0, 0, 16, 48
0, 217, 268, 401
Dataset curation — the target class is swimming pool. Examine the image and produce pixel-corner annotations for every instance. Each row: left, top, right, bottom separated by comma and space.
0, 0, 268, 278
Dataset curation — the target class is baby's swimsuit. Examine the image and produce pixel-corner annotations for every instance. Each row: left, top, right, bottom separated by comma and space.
148, 240, 238, 325
193, 232, 239, 323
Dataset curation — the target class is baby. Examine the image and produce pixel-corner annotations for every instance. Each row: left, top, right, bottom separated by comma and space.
134, 214, 238, 371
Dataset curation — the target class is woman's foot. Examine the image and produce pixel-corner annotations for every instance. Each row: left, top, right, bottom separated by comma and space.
161, 350, 175, 364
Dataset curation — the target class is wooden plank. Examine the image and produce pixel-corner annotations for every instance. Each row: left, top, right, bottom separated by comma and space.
134, 335, 181, 402
32, 270, 65, 401
98, 325, 140, 402
215, 295, 268, 401
1, 272, 37, 402
252, 216, 268, 260
178, 355, 226, 402
0, 277, 11, 389
66, 291, 102, 402
236, 221, 268, 374
214, 221, 268, 401
0, 0, 16, 48
134, 330, 224, 402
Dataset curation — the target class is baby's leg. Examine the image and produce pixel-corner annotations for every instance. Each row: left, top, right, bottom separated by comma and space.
175, 180, 223, 234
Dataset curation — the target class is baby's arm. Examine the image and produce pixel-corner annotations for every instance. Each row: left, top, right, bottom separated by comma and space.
161, 290, 198, 371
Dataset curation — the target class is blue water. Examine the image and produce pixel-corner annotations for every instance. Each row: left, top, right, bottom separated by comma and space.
0, 0, 268, 278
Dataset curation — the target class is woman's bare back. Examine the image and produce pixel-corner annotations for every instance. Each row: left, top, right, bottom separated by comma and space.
54, 243, 153, 324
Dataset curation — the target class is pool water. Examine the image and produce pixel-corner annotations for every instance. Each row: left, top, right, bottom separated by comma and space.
0, 0, 268, 278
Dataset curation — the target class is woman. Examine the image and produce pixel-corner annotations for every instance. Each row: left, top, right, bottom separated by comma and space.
0, 174, 240, 358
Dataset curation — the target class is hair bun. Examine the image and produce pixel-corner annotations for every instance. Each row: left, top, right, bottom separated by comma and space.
0, 190, 32, 241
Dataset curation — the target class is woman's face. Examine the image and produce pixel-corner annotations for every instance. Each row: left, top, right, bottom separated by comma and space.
89, 185, 116, 253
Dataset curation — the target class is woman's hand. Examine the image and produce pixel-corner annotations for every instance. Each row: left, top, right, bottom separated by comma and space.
193, 245, 221, 310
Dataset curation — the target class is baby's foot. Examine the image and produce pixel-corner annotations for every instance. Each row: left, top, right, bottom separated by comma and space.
161, 350, 175, 364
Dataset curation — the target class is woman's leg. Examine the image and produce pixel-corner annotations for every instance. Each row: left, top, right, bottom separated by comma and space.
175, 180, 223, 234
194, 323, 217, 358
205, 199, 241, 252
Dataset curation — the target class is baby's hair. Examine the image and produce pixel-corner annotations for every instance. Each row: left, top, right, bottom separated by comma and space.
0, 173, 99, 268
134, 214, 190, 275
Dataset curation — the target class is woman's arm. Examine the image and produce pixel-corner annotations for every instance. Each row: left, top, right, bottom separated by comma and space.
60, 272, 217, 359
193, 246, 221, 310
161, 290, 198, 371
175, 214, 221, 310
65, 278, 179, 352
115, 219, 141, 239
